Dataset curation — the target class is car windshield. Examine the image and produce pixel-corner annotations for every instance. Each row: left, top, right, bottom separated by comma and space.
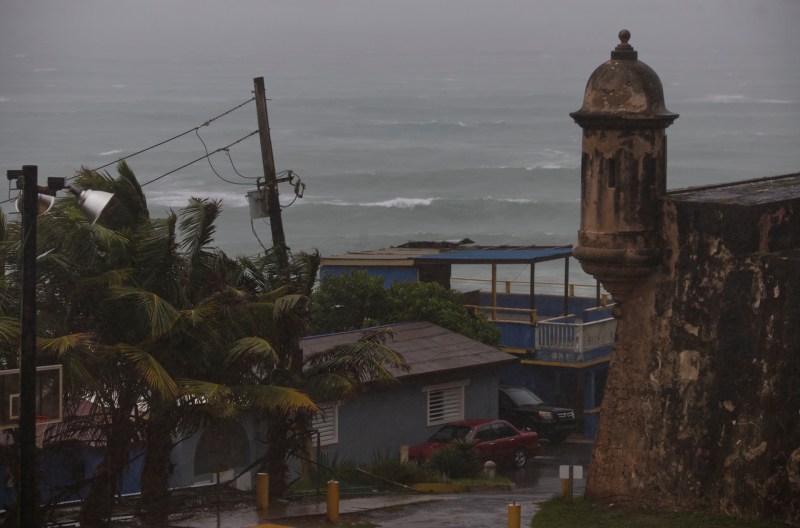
505, 387, 544, 406
429, 424, 472, 442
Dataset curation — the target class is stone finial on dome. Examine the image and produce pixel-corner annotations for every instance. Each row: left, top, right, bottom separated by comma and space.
611, 29, 637, 60
570, 29, 677, 126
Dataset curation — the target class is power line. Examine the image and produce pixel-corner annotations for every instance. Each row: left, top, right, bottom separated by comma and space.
85, 96, 256, 175
225, 149, 259, 180
140, 130, 259, 187
194, 129, 253, 186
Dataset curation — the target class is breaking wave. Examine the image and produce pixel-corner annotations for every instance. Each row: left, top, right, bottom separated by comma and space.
304, 197, 437, 209
98, 149, 123, 156
704, 94, 747, 104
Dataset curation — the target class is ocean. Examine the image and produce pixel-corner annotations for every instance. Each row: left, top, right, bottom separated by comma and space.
1, 0, 799, 287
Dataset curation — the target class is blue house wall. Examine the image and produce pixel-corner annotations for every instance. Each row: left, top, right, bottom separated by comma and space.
323, 368, 501, 464
0, 442, 145, 510
479, 292, 604, 319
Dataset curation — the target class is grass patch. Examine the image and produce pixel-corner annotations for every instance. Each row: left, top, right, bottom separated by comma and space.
532, 497, 788, 528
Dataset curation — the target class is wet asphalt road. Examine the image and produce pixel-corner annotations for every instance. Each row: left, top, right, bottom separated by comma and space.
344, 439, 593, 528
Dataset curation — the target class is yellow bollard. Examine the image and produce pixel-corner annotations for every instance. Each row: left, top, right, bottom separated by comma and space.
256, 472, 269, 512
326, 480, 340, 524
561, 478, 569, 500
508, 502, 521, 528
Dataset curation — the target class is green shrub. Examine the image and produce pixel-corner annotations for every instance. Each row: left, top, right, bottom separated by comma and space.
368, 458, 438, 485
424, 440, 482, 481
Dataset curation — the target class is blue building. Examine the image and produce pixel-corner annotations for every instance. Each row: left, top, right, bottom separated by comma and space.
320, 241, 615, 438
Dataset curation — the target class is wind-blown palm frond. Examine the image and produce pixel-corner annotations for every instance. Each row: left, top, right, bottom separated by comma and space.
355, 326, 396, 346
112, 344, 178, 401
275, 294, 308, 316
107, 287, 179, 338
38, 333, 98, 394
235, 384, 317, 414
135, 213, 188, 305
173, 304, 216, 330
289, 250, 321, 297
115, 160, 150, 219
0, 316, 19, 345
305, 328, 409, 385
273, 295, 310, 335
80, 268, 135, 289
225, 337, 280, 367
178, 379, 236, 416
87, 222, 130, 253
306, 341, 407, 384
179, 198, 220, 262
36, 253, 81, 285
38, 333, 92, 358
301, 372, 356, 402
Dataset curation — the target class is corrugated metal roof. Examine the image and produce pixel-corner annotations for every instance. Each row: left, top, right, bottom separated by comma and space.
415, 246, 572, 264
301, 321, 516, 379
321, 244, 573, 266
320, 247, 446, 267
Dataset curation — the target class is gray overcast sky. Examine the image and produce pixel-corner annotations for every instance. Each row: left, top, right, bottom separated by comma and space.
1, 0, 798, 59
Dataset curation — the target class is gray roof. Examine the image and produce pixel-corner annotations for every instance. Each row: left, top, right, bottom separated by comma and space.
668, 172, 800, 206
415, 246, 572, 264
320, 243, 572, 267
301, 321, 516, 380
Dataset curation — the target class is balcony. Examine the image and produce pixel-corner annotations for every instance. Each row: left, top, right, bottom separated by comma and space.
534, 314, 616, 363
462, 277, 615, 364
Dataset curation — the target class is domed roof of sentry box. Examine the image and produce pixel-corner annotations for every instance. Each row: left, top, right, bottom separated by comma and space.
570, 29, 678, 128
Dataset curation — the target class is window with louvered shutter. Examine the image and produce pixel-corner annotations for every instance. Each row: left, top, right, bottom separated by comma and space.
424, 381, 468, 426
311, 402, 338, 446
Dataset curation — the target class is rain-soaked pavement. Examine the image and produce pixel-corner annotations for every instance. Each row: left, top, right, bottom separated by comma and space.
339, 438, 593, 528
163, 437, 592, 528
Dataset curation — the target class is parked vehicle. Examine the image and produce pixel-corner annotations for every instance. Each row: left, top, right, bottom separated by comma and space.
498, 386, 576, 443
409, 418, 538, 468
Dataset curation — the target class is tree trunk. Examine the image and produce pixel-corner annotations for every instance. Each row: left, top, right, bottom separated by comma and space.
79, 408, 136, 527
262, 412, 291, 498
139, 414, 175, 525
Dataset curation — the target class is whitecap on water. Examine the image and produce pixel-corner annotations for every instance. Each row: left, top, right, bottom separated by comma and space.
704, 94, 747, 104
362, 197, 436, 208
99, 149, 123, 157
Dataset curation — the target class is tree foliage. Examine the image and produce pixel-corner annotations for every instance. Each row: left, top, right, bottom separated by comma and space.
0, 163, 409, 524
310, 271, 500, 346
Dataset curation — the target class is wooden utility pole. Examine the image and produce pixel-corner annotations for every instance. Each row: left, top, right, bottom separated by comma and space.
253, 77, 288, 260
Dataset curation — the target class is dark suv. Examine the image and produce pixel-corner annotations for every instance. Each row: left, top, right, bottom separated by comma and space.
498, 386, 576, 443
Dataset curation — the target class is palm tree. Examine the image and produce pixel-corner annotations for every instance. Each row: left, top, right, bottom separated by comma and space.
0, 163, 174, 526
232, 253, 410, 497
0, 161, 411, 524
116, 199, 320, 522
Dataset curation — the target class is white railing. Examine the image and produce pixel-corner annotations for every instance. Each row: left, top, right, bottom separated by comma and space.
536, 317, 617, 352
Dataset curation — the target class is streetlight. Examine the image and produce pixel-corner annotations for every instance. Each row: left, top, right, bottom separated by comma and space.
7, 165, 114, 527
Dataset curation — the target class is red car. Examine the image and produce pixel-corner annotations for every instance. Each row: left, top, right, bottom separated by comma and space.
409, 418, 539, 468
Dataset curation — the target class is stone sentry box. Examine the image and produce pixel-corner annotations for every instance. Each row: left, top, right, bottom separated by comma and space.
569, 30, 800, 524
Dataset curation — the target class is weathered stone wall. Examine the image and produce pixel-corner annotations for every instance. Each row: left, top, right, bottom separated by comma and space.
586, 185, 800, 525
